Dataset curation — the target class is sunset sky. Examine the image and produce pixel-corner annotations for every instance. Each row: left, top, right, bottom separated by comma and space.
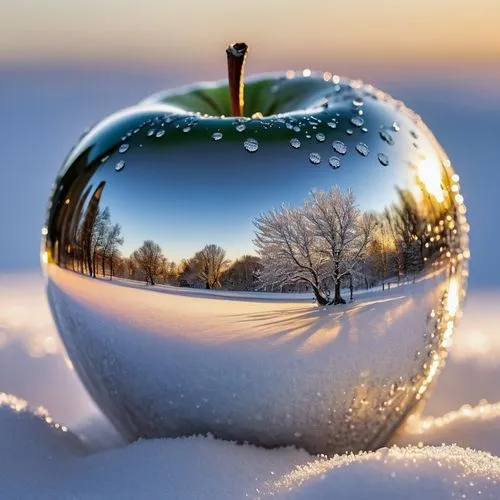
2, 0, 499, 78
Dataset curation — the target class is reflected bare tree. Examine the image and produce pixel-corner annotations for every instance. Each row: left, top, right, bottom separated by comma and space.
305, 189, 377, 304
254, 205, 330, 304
191, 244, 230, 289
101, 222, 124, 279
254, 186, 377, 305
131, 240, 165, 285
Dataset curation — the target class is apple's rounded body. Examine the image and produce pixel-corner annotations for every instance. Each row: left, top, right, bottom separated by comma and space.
43, 74, 468, 455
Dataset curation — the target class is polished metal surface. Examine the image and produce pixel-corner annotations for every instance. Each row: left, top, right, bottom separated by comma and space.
42, 73, 469, 455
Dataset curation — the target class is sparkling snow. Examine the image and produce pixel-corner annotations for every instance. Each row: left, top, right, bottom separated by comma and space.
1, 274, 500, 498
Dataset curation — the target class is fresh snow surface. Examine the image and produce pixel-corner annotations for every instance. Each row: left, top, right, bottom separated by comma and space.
1, 273, 500, 498
1, 393, 500, 499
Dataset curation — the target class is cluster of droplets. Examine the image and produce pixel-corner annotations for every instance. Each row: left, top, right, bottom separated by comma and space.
101, 75, 436, 173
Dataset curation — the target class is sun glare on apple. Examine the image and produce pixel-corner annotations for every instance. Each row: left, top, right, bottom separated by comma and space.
417, 159, 445, 203
446, 276, 460, 318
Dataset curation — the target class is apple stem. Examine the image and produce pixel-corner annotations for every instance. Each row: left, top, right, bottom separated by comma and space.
226, 42, 248, 117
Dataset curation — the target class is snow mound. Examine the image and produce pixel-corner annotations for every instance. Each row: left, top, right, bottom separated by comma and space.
269, 445, 500, 499
1, 393, 500, 499
0, 393, 83, 497
401, 402, 500, 457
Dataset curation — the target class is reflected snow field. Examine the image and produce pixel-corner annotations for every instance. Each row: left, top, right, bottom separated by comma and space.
47, 264, 456, 454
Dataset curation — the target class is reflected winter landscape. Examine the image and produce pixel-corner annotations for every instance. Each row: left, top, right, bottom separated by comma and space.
42, 75, 469, 454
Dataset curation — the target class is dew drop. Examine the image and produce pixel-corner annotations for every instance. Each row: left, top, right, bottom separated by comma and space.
327, 120, 337, 129
118, 144, 129, 153
332, 140, 347, 155
361, 127, 368, 133
147, 129, 155, 137
379, 129, 395, 145
315, 133, 325, 142
155, 130, 165, 138
350, 116, 364, 127
293, 126, 301, 132
244, 138, 259, 153
329, 156, 341, 169
346, 129, 354, 135
183, 126, 191, 133
235, 123, 246, 132
212, 132, 223, 141
290, 138, 301, 149
115, 160, 125, 172
353, 97, 364, 107
378, 153, 389, 166
309, 152, 321, 165
356, 142, 370, 156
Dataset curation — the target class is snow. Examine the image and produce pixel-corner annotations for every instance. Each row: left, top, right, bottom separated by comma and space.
46, 265, 452, 452
1, 395, 500, 499
1, 273, 500, 498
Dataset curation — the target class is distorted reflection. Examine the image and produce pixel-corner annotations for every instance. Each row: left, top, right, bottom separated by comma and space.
42, 74, 469, 455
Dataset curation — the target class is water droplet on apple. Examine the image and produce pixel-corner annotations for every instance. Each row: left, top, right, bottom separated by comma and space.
183, 126, 191, 133
293, 126, 301, 132
350, 116, 364, 127
118, 144, 129, 153
115, 160, 125, 172
328, 156, 341, 169
235, 123, 246, 132
353, 97, 364, 107
244, 138, 259, 153
155, 130, 165, 138
361, 127, 368, 133
379, 129, 395, 145
327, 120, 337, 129
378, 153, 389, 166
332, 140, 347, 155
212, 132, 223, 141
346, 129, 354, 135
147, 129, 155, 137
356, 142, 370, 156
309, 152, 321, 165
290, 138, 301, 149
315, 133, 325, 142
101, 155, 109, 163
410, 130, 418, 139
392, 122, 400, 132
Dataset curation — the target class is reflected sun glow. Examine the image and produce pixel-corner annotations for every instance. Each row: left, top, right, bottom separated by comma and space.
417, 159, 444, 203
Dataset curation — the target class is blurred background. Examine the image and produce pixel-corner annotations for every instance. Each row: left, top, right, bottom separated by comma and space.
0, 0, 499, 432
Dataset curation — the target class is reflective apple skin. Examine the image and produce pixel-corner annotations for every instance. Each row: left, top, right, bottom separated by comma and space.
42, 73, 469, 455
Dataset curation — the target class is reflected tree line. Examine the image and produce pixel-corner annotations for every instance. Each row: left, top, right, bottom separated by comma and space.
49, 168, 461, 306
